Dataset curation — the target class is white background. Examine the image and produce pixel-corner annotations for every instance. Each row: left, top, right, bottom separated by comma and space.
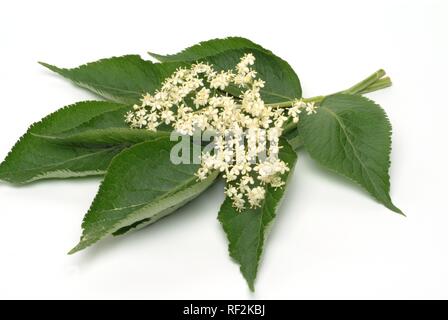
0, 0, 447, 299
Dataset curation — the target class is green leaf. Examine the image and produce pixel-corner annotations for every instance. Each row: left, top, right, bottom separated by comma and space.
148, 37, 300, 103
69, 136, 219, 254
33, 101, 170, 147
203, 48, 301, 103
299, 94, 402, 214
0, 101, 148, 184
39, 56, 184, 104
148, 36, 272, 62
39, 127, 169, 147
283, 126, 304, 151
42, 41, 300, 105
218, 139, 297, 291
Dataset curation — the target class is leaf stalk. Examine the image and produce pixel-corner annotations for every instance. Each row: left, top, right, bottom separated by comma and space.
268, 69, 392, 108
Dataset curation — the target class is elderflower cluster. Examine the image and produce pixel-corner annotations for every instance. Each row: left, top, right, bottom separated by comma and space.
288, 99, 317, 123
125, 53, 317, 211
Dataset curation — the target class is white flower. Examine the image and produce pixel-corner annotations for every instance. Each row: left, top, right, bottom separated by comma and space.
236, 53, 256, 75
193, 88, 210, 107
192, 63, 213, 75
292, 99, 317, 115
305, 102, 318, 115
267, 127, 281, 142
136, 118, 147, 127
288, 104, 302, 123
161, 110, 175, 124
196, 167, 209, 180
125, 53, 317, 211
146, 112, 158, 123
239, 53, 255, 66
225, 186, 238, 197
247, 186, 265, 208
146, 122, 158, 131
142, 94, 153, 106
210, 71, 233, 90
232, 193, 246, 212
239, 175, 254, 190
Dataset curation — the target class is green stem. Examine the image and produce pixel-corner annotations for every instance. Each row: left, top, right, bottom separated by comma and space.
267, 69, 392, 109
357, 77, 392, 94
343, 69, 385, 95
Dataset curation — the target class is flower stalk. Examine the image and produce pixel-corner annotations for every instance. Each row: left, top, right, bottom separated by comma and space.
269, 69, 392, 108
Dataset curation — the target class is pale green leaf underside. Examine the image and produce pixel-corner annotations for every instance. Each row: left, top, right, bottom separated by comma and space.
300, 94, 402, 214
36, 128, 170, 147
148, 36, 273, 62
33, 101, 171, 147
218, 139, 297, 290
0, 101, 134, 184
69, 137, 219, 254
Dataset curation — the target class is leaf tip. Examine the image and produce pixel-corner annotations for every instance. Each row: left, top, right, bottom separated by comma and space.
386, 201, 405, 217
68, 240, 87, 255
393, 206, 405, 217
38, 61, 50, 67
67, 247, 80, 255
241, 270, 256, 292
248, 282, 255, 292
38, 61, 61, 73
147, 51, 164, 62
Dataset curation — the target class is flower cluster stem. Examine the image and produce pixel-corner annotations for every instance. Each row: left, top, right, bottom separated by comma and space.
269, 69, 392, 108
344, 69, 386, 94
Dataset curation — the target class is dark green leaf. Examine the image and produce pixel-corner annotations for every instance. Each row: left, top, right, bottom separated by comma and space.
33, 101, 170, 147
39, 127, 169, 147
300, 94, 402, 214
218, 139, 297, 291
69, 136, 218, 254
148, 36, 272, 62
0, 101, 154, 184
42, 41, 300, 105
39, 56, 184, 104
283, 126, 304, 151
